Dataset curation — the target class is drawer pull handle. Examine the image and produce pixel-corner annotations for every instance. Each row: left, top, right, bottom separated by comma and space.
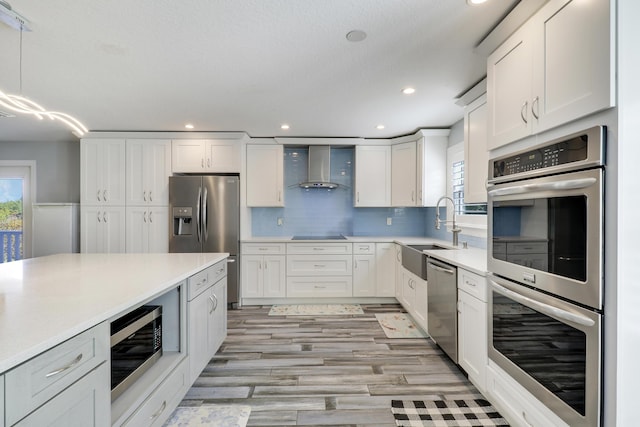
150, 400, 167, 421
314, 285, 326, 289
45, 353, 83, 378
313, 247, 325, 251
314, 264, 326, 268
465, 280, 477, 287
216, 268, 225, 274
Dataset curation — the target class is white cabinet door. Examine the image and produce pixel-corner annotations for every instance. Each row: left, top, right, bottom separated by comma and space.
246, 144, 284, 207
126, 207, 169, 253
416, 134, 448, 207
13, 363, 110, 427
188, 284, 211, 383
532, 0, 614, 133
171, 140, 206, 173
147, 207, 169, 253
241, 255, 285, 298
375, 243, 395, 297
354, 146, 391, 207
487, 25, 534, 149
400, 269, 415, 312
353, 254, 376, 297
464, 95, 489, 204
391, 141, 417, 206
488, 0, 614, 149
210, 278, 227, 352
263, 256, 286, 297
395, 245, 403, 301
205, 140, 240, 172
241, 255, 263, 298
458, 289, 487, 392
81, 139, 126, 206
126, 139, 171, 206
0, 375, 3, 427
413, 276, 428, 332
81, 206, 126, 253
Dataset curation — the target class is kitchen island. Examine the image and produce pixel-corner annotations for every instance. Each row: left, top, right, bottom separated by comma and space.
0, 252, 228, 427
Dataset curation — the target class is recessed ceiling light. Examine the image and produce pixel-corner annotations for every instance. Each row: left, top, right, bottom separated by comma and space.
402, 87, 416, 95
346, 30, 367, 42
467, 0, 488, 5
281, 124, 290, 130
185, 123, 194, 129
376, 124, 385, 130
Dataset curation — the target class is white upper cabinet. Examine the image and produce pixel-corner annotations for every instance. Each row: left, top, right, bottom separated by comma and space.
391, 130, 448, 207
464, 94, 489, 204
488, 0, 614, 149
354, 145, 391, 207
246, 144, 284, 207
81, 139, 126, 206
126, 139, 171, 206
391, 141, 417, 206
172, 139, 240, 173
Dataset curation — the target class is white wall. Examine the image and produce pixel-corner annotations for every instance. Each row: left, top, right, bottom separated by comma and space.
0, 140, 80, 202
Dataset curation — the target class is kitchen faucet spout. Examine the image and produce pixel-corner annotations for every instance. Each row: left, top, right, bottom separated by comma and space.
435, 196, 462, 247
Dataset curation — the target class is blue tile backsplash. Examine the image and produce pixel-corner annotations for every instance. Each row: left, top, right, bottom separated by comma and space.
251, 146, 487, 248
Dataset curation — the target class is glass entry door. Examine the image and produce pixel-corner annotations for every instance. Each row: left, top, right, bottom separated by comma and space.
0, 178, 24, 262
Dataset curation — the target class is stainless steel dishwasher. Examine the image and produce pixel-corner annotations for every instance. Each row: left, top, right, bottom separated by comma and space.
426, 258, 458, 363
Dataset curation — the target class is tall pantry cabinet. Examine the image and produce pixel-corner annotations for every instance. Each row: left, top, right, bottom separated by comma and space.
80, 138, 171, 253
80, 139, 126, 253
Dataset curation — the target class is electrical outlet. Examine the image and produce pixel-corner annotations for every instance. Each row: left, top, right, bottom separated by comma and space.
386, 217, 392, 226
277, 218, 283, 226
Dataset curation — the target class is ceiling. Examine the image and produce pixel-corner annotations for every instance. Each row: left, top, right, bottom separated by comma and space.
0, 0, 521, 142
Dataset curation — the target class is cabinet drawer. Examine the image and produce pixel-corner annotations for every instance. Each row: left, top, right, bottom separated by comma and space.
241, 242, 286, 255
287, 242, 352, 255
457, 269, 487, 302
287, 276, 353, 297
353, 242, 375, 254
506, 241, 547, 254
123, 361, 189, 427
486, 364, 568, 427
6, 322, 109, 426
14, 363, 110, 427
187, 260, 227, 300
287, 255, 353, 276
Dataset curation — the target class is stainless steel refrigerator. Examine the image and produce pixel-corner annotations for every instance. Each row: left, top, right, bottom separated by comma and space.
169, 175, 239, 306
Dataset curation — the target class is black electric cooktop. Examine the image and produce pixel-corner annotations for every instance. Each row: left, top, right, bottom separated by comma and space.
291, 235, 347, 240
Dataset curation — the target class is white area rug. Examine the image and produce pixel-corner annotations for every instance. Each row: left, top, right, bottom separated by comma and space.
376, 312, 429, 338
164, 404, 251, 427
268, 304, 364, 316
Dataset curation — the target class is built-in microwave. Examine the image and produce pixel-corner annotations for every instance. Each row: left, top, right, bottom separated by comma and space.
110, 305, 162, 401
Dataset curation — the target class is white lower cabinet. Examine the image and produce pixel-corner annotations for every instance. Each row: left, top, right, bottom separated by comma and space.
1, 375, 4, 427
486, 362, 569, 427
457, 269, 488, 393
187, 262, 228, 383
122, 361, 189, 427
398, 268, 428, 332
14, 363, 110, 427
6, 323, 109, 426
395, 245, 403, 301
375, 243, 395, 297
241, 243, 287, 299
287, 276, 353, 297
353, 254, 376, 296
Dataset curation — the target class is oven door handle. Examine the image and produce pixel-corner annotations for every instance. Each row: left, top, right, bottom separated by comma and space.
488, 177, 597, 197
490, 280, 595, 327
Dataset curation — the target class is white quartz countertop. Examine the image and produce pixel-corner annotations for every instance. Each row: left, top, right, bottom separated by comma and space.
242, 236, 487, 275
0, 253, 227, 373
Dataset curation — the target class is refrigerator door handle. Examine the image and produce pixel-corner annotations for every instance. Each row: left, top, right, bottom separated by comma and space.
203, 186, 208, 242
196, 186, 202, 242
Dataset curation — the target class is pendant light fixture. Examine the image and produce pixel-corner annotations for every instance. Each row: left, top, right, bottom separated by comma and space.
0, 1, 88, 136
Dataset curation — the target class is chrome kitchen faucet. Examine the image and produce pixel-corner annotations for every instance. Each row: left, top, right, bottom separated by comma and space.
435, 196, 462, 247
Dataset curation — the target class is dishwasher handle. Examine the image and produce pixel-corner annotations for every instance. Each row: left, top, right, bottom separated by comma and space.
427, 261, 455, 275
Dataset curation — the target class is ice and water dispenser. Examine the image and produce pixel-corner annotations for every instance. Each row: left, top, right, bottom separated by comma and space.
172, 207, 193, 236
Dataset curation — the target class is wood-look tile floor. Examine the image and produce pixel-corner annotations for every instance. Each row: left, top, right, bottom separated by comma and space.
177, 304, 481, 426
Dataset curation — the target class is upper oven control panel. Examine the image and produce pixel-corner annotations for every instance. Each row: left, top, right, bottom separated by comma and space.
489, 126, 605, 183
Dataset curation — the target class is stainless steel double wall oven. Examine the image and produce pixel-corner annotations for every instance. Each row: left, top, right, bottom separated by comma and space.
487, 126, 605, 427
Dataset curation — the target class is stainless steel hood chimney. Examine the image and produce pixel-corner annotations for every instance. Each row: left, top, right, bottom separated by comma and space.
299, 146, 339, 189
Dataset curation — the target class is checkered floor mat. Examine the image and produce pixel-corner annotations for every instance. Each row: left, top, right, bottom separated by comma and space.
391, 399, 510, 427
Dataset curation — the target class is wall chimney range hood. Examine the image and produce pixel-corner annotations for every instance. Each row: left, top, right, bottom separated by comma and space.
299, 146, 339, 189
